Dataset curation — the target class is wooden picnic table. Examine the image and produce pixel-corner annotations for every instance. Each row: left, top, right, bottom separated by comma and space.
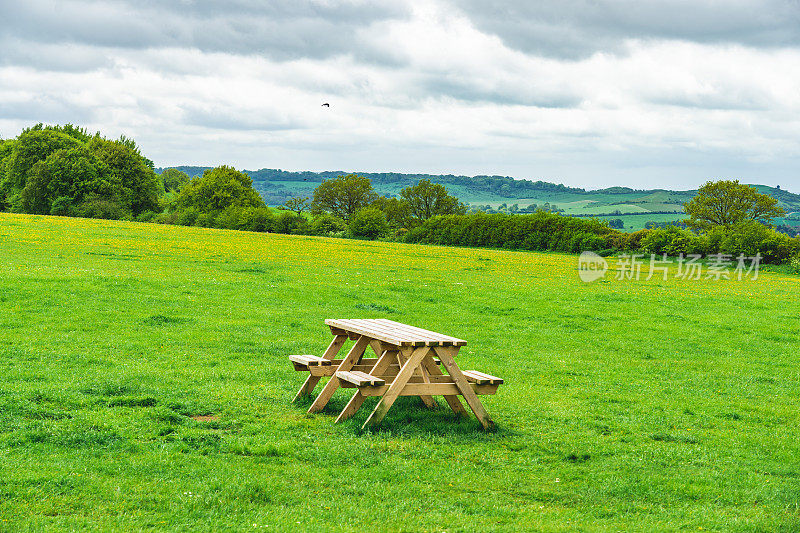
290, 319, 502, 430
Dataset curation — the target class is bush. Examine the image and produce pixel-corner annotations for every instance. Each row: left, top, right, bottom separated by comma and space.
312, 213, 347, 235
135, 210, 157, 223
349, 208, 389, 239
175, 207, 200, 226
49, 196, 73, 216
789, 255, 800, 275
74, 194, 128, 220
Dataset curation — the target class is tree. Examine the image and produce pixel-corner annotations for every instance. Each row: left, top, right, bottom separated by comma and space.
400, 179, 466, 223
87, 137, 160, 215
175, 165, 265, 213
349, 207, 389, 239
372, 196, 411, 228
19, 146, 118, 216
312, 174, 378, 220
608, 218, 624, 229
283, 196, 309, 215
685, 180, 785, 231
161, 168, 190, 192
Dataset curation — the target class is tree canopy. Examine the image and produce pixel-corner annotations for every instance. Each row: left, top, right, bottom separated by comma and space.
0, 124, 160, 217
311, 174, 378, 220
174, 165, 265, 213
400, 179, 466, 223
161, 168, 190, 192
685, 180, 786, 231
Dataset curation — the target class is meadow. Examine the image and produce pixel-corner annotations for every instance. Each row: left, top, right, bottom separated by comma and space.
1, 212, 799, 532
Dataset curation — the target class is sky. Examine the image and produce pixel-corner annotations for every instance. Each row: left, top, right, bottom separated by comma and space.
1, 0, 800, 190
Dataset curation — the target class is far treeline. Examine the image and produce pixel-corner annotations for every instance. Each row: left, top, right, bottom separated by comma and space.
1, 124, 798, 266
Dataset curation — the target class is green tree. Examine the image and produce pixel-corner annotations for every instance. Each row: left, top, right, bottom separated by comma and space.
283, 196, 309, 215
685, 180, 786, 231
401, 179, 466, 224
20, 146, 117, 216
175, 165, 265, 213
87, 137, 160, 215
161, 168, 190, 192
349, 207, 389, 239
372, 196, 412, 228
311, 174, 378, 220
1, 128, 81, 206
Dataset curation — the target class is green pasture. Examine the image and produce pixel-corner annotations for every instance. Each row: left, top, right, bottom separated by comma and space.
1, 213, 798, 531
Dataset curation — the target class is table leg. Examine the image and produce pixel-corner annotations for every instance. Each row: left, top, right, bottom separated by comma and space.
363, 346, 430, 429
396, 350, 437, 409
335, 348, 397, 423
308, 335, 370, 413
420, 356, 468, 418
293, 334, 347, 402
435, 346, 495, 430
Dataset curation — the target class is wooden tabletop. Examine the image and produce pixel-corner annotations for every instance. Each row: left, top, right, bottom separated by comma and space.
325, 318, 467, 347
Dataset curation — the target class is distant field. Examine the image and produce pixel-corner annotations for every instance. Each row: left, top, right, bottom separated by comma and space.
1, 213, 799, 531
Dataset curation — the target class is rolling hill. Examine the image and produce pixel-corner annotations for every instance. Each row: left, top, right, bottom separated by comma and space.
158, 166, 800, 231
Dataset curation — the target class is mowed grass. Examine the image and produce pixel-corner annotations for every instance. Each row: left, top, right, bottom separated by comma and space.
1, 213, 799, 532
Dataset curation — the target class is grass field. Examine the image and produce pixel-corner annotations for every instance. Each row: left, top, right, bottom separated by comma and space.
1, 213, 799, 532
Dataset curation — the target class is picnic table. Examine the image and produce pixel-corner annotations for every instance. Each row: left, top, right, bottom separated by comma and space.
290, 319, 502, 430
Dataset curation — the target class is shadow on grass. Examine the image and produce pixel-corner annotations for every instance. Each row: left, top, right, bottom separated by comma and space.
293, 394, 512, 439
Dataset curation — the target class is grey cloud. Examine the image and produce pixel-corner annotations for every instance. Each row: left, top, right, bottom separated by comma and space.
454, 0, 800, 59
181, 104, 306, 132
0, 0, 411, 62
419, 75, 582, 108
0, 96, 97, 124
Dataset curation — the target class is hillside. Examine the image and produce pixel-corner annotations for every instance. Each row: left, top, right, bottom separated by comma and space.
159, 166, 800, 230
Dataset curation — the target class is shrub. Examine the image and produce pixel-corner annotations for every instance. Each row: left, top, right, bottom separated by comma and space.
312, 213, 347, 235
175, 207, 200, 226
349, 208, 389, 239
789, 255, 800, 275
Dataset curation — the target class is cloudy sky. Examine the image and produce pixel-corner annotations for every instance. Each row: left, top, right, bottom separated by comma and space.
2, 0, 800, 190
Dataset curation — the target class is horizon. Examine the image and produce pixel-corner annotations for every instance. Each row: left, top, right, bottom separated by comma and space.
156, 163, 800, 195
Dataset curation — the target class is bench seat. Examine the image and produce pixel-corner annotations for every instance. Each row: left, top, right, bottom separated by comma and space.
289, 354, 332, 368
336, 370, 385, 387
462, 370, 504, 385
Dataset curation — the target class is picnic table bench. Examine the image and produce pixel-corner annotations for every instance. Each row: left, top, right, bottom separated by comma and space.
290, 318, 502, 429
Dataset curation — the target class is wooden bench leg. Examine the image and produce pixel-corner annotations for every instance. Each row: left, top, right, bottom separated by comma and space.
435, 347, 495, 430
335, 348, 397, 423
420, 356, 468, 418
363, 346, 430, 429
292, 334, 347, 402
397, 350, 437, 409
308, 335, 369, 414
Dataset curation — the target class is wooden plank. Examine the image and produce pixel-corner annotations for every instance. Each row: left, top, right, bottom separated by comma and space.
308, 335, 369, 413
374, 319, 467, 346
339, 319, 436, 347
413, 353, 438, 409
362, 346, 431, 429
292, 335, 347, 402
289, 354, 331, 366
371, 319, 450, 346
435, 346, 495, 430
358, 383, 499, 397
325, 319, 413, 346
336, 370, 385, 386
421, 356, 469, 418
326, 319, 448, 347
462, 370, 504, 385
336, 349, 397, 423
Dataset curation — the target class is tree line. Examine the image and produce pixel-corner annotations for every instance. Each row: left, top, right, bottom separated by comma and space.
2, 124, 798, 265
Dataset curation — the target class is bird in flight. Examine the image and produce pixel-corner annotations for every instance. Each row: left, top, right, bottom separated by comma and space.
321, 103, 330, 107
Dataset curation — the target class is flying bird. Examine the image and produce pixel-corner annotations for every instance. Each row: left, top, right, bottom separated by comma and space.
321, 103, 330, 107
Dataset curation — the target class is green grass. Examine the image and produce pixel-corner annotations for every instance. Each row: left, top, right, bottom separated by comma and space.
1, 213, 799, 531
